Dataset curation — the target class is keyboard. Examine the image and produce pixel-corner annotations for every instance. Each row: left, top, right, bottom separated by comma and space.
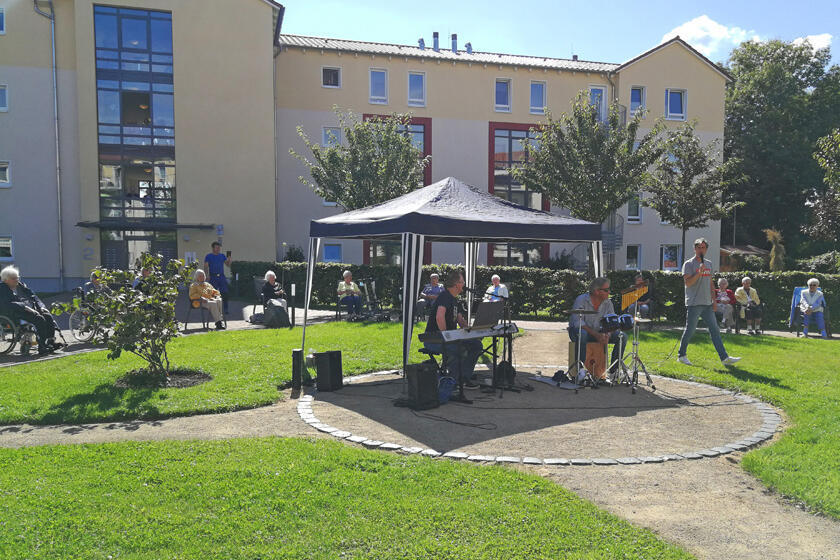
418, 323, 518, 344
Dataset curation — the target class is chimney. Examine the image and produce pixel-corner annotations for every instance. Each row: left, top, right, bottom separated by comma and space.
451, 33, 457, 53
418, 37, 425, 50
465, 42, 473, 54
572, 54, 578, 61
433, 31, 439, 52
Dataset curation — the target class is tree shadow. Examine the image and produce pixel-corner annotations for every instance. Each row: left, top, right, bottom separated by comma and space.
37, 381, 161, 425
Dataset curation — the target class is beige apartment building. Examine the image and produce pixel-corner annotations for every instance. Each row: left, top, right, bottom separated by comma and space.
1, 0, 728, 290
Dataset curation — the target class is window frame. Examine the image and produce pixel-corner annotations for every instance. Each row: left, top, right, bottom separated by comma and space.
589, 85, 607, 122
0, 84, 7, 112
322, 126, 341, 147
626, 192, 642, 223
494, 78, 511, 113
625, 244, 641, 270
321, 66, 341, 89
0, 7, 5, 35
660, 244, 682, 271
630, 86, 645, 116
407, 71, 426, 107
0, 161, 9, 187
529, 80, 546, 115
665, 88, 687, 121
0, 236, 13, 261
323, 243, 342, 263
368, 68, 388, 105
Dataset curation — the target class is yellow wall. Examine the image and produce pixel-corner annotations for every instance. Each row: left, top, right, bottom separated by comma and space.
71, 0, 278, 271
615, 41, 727, 134
275, 47, 609, 124
0, 0, 76, 69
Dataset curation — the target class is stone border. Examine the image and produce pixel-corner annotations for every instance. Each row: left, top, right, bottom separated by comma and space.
296, 372, 783, 466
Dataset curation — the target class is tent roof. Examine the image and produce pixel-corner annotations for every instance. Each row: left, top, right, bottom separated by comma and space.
309, 177, 602, 242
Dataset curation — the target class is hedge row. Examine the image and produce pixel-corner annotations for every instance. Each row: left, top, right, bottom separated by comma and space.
231, 261, 839, 329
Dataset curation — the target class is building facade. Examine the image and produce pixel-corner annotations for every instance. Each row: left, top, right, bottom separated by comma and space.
1, 1, 728, 290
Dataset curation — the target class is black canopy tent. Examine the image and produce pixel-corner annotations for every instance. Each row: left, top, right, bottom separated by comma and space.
302, 177, 603, 372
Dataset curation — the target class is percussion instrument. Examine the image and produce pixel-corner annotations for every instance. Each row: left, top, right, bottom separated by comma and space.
621, 281, 649, 311
599, 313, 620, 333
585, 342, 607, 380
618, 314, 635, 331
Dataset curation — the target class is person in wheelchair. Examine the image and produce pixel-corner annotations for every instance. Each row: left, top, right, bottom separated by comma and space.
715, 277, 736, 333
83, 270, 111, 297
735, 276, 762, 335
800, 278, 828, 339
0, 266, 63, 355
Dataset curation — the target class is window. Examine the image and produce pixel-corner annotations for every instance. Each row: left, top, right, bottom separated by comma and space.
322, 67, 340, 88
660, 245, 681, 271
408, 72, 425, 106
0, 8, 5, 35
630, 86, 645, 115
323, 244, 342, 263
0, 85, 7, 111
322, 127, 341, 147
626, 245, 640, 270
369, 69, 387, 104
665, 88, 686, 120
495, 79, 511, 112
0, 162, 9, 186
530, 81, 545, 114
627, 193, 641, 222
589, 86, 606, 121
0, 237, 11, 260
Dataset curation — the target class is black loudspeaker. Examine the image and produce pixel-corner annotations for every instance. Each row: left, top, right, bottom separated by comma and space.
315, 351, 343, 392
405, 362, 439, 410
292, 348, 303, 390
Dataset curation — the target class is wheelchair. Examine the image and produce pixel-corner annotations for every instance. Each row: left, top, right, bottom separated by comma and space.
0, 314, 39, 356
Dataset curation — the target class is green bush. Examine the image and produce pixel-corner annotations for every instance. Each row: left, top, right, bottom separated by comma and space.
796, 251, 840, 274
231, 261, 839, 329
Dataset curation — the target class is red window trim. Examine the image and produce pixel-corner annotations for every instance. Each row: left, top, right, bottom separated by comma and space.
487, 121, 549, 265
362, 115, 433, 264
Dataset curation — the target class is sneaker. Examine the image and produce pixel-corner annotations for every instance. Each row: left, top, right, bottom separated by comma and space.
677, 355, 693, 366
215, 321, 224, 330
722, 356, 741, 366
747, 330, 754, 335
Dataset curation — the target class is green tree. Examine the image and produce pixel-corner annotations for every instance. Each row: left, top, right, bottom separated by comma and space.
723, 38, 840, 250
806, 128, 840, 243
513, 92, 664, 224
644, 122, 744, 260
290, 109, 430, 210
53, 253, 197, 377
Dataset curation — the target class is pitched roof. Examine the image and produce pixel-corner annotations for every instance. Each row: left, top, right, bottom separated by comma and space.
277, 34, 619, 73
615, 36, 733, 82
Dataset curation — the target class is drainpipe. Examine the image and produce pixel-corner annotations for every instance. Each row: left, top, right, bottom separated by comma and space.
272, 5, 285, 261
34, 0, 64, 291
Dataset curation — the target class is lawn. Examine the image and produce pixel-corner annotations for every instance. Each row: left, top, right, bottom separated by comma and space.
0, 437, 692, 559
0, 322, 424, 425
639, 330, 840, 518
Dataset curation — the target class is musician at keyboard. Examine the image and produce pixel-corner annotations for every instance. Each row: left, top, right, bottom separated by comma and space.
422, 270, 483, 388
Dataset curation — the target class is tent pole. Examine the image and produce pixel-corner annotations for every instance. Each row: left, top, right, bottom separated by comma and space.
300, 237, 320, 362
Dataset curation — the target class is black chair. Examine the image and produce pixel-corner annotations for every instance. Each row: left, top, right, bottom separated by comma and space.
253, 276, 267, 315
734, 301, 765, 335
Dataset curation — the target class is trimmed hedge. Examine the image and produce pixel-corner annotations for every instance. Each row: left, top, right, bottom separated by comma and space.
231, 261, 839, 329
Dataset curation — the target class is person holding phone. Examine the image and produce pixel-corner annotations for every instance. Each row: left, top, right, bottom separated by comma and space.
677, 238, 740, 367
204, 241, 231, 315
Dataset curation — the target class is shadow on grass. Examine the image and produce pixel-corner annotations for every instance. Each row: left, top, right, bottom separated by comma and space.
37, 381, 161, 425
723, 366, 792, 390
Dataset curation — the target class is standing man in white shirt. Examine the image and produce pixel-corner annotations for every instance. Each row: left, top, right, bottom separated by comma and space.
678, 238, 741, 367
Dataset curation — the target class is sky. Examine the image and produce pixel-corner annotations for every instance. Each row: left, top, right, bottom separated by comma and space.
277, 0, 840, 66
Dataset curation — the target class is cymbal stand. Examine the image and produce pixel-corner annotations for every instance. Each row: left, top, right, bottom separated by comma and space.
616, 304, 656, 394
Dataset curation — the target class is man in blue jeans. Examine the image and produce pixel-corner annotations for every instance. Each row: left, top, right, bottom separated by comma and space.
678, 238, 741, 367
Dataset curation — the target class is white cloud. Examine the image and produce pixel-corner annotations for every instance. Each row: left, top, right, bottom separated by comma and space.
793, 33, 832, 51
661, 15, 759, 58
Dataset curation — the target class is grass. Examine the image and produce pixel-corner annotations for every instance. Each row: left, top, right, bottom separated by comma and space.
0, 322, 425, 425
639, 329, 840, 518
0, 437, 692, 559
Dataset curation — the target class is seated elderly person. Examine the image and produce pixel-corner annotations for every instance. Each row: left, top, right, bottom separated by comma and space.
261, 271, 287, 310
715, 278, 736, 333
0, 266, 62, 355
622, 274, 653, 318
337, 270, 362, 316
483, 274, 509, 302
132, 267, 152, 295
568, 277, 623, 375
416, 273, 443, 318
84, 270, 111, 297
189, 270, 225, 330
735, 276, 762, 335
800, 278, 828, 339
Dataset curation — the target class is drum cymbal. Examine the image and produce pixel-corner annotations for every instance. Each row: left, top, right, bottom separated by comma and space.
570, 308, 599, 315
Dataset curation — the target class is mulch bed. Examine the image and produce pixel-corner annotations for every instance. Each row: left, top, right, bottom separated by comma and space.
114, 368, 212, 389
